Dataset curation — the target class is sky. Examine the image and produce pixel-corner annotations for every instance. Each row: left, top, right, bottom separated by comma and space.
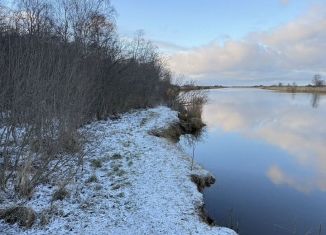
111, 0, 326, 85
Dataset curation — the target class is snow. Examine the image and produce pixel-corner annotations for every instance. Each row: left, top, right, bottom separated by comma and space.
0, 106, 236, 235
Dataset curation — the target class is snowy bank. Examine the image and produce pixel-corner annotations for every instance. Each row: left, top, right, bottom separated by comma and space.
0, 106, 236, 235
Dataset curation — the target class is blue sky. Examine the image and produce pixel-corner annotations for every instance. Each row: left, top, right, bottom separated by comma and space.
112, 0, 313, 47
112, 0, 326, 85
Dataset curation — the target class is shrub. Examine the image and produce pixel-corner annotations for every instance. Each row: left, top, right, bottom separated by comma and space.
52, 188, 70, 201
191, 174, 216, 192
0, 206, 36, 228
150, 124, 183, 142
91, 159, 102, 168
176, 89, 207, 134
111, 153, 123, 160
86, 175, 98, 183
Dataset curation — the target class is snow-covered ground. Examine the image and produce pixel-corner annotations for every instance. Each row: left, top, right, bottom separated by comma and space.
0, 106, 236, 235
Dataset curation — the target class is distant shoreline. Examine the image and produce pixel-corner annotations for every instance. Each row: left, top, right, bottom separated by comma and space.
180, 85, 326, 94
260, 86, 326, 94
179, 85, 225, 91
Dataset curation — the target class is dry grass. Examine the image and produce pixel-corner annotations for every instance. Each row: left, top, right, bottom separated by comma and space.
52, 188, 70, 201
190, 174, 216, 192
149, 124, 183, 142
149, 106, 205, 142
197, 205, 215, 226
39, 205, 63, 226
177, 90, 207, 135
15, 162, 34, 198
86, 175, 98, 183
149, 91, 207, 142
0, 206, 36, 228
91, 159, 102, 168
59, 131, 83, 154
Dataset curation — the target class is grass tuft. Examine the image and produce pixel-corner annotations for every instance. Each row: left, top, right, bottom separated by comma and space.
52, 187, 70, 201
91, 159, 102, 168
86, 175, 98, 183
0, 206, 36, 228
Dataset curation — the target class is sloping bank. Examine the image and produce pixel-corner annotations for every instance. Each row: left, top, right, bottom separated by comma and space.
0, 106, 236, 235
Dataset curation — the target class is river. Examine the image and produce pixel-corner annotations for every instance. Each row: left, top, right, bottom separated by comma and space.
180, 88, 326, 235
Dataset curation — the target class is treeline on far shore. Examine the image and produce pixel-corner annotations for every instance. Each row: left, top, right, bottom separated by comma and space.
260, 74, 326, 93
261, 85, 326, 94
179, 74, 326, 93
180, 84, 224, 91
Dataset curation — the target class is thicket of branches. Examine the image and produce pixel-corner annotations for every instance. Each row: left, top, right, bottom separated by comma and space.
0, 0, 175, 196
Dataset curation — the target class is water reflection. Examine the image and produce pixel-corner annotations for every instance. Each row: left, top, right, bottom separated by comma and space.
180, 88, 326, 235
311, 93, 321, 108
183, 130, 206, 171
203, 89, 326, 193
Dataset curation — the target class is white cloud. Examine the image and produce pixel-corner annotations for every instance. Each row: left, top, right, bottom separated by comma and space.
153, 40, 189, 53
168, 6, 326, 84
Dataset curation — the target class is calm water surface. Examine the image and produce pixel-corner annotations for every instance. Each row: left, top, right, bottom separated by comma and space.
180, 88, 326, 235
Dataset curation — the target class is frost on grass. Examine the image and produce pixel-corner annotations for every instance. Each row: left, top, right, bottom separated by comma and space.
0, 106, 236, 235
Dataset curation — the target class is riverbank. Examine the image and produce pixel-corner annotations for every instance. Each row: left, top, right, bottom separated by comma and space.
0, 106, 236, 235
180, 85, 225, 91
261, 86, 326, 94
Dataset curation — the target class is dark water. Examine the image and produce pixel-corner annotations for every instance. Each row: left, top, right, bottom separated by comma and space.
180, 88, 326, 235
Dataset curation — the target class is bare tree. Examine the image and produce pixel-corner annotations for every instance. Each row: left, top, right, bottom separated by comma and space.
312, 74, 324, 87
14, 0, 54, 36
0, 0, 176, 197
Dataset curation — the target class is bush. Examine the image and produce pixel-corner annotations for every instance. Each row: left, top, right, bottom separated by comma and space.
176, 90, 207, 135
91, 159, 102, 168
52, 188, 70, 201
0, 206, 36, 228
191, 174, 216, 192
86, 175, 98, 183
150, 89, 207, 141
150, 124, 183, 142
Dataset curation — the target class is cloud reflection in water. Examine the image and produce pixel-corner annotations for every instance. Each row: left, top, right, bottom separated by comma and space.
203, 89, 326, 193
